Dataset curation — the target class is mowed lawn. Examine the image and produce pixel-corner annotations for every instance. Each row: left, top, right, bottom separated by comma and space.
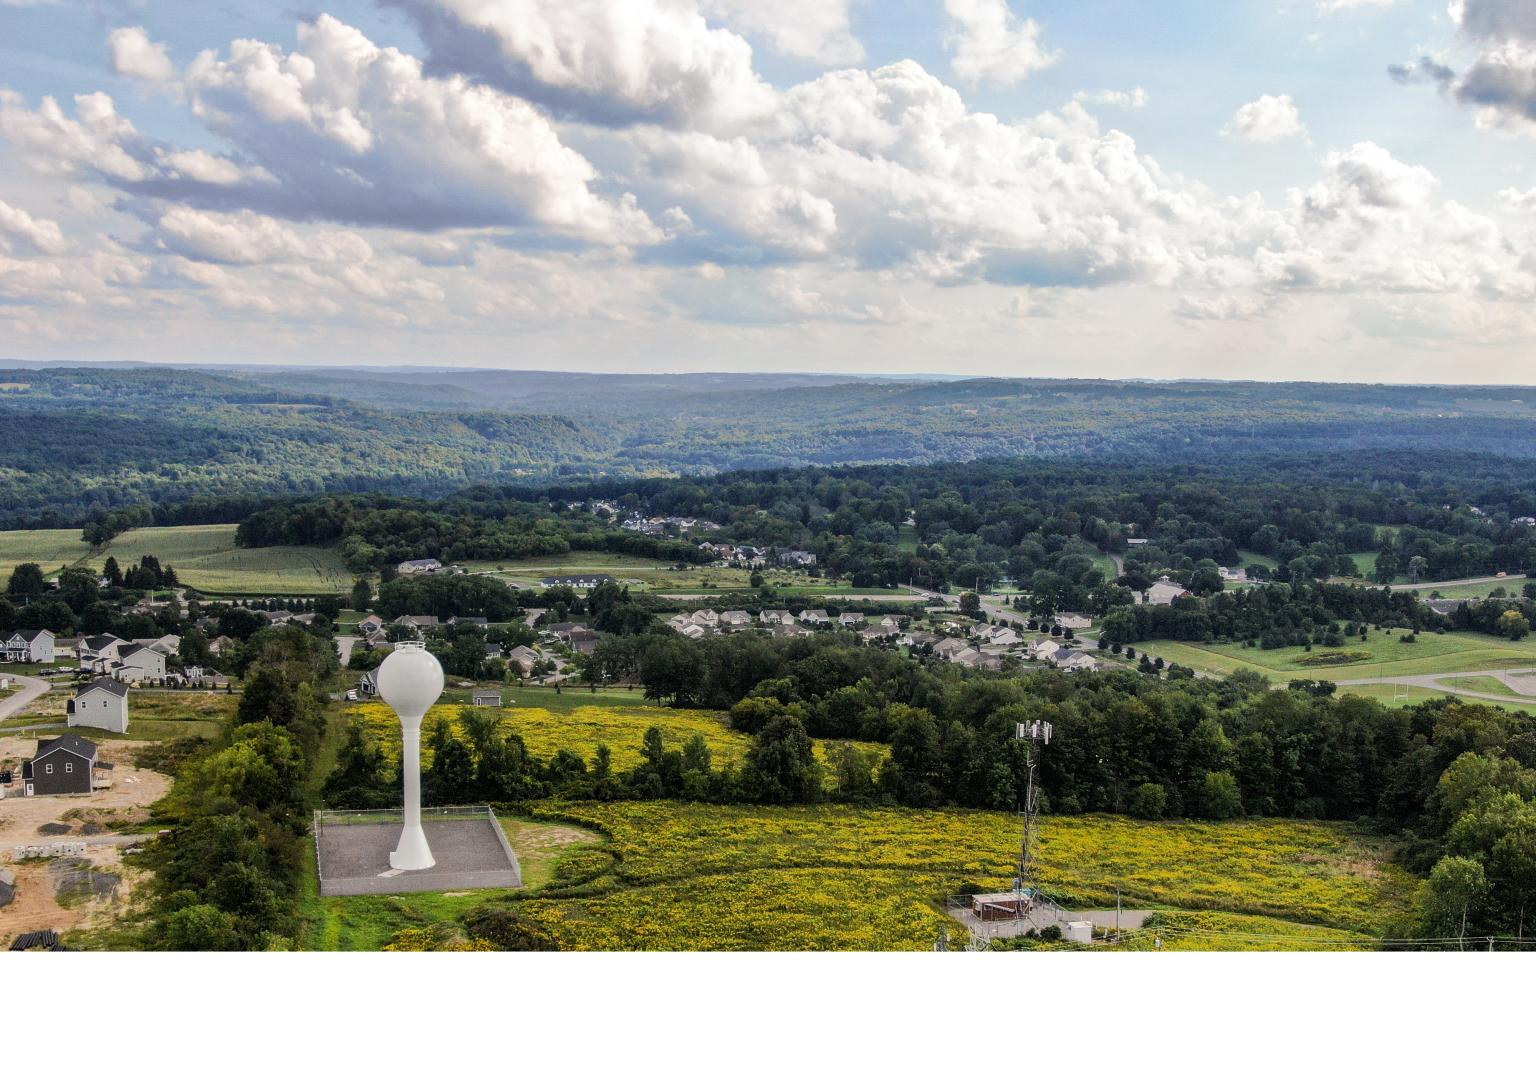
0, 523, 353, 594
1344, 683, 1535, 715
1134, 628, 1536, 683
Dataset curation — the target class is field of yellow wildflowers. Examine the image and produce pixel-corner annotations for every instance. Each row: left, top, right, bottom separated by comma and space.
342, 701, 885, 771
505, 802, 1417, 951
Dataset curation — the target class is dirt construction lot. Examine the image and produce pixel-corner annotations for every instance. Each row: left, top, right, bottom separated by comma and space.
0, 738, 169, 944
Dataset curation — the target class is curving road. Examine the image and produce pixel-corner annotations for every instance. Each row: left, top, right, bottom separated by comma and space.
1336, 669, 1536, 705
0, 671, 51, 726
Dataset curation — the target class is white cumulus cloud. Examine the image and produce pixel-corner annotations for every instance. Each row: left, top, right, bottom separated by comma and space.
1224, 94, 1307, 143
109, 26, 176, 83
944, 0, 1058, 87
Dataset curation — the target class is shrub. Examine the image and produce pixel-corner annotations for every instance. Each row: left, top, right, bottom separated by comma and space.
1128, 782, 1168, 820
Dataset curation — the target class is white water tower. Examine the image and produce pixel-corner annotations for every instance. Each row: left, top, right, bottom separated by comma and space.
375, 641, 444, 871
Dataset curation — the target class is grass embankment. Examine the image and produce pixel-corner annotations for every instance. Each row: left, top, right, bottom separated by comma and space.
1134, 628, 1536, 684
0, 524, 352, 594
340, 701, 887, 772
466, 551, 896, 598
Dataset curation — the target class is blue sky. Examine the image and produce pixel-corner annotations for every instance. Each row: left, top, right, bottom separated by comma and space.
0, 0, 1533, 381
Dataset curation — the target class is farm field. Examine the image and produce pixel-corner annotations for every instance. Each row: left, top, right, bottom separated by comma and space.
1134, 628, 1536, 684
467, 551, 873, 597
0, 524, 352, 594
0, 527, 87, 576
340, 701, 889, 773
104, 525, 352, 594
300, 802, 1413, 951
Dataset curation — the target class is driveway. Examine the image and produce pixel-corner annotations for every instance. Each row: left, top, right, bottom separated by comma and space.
0, 672, 51, 726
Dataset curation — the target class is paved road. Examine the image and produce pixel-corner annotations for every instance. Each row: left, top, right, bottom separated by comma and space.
1106, 552, 1126, 578
336, 635, 359, 664
0, 672, 51, 726
1364, 575, 1527, 592
1336, 669, 1536, 704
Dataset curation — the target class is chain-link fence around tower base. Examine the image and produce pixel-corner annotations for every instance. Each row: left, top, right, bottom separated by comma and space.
313, 806, 523, 897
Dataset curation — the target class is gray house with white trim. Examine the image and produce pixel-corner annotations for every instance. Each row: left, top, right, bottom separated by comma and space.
68, 677, 130, 733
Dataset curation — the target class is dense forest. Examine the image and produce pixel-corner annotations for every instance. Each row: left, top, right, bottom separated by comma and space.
12, 365, 1536, 526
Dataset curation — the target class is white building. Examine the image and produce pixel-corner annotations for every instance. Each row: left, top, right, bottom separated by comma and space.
115, 644, 167, 682
396, 558, 443, 575
2, 629, 54, 664
67, 678, 129, 733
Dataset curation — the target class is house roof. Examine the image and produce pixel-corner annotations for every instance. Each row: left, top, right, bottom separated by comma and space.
35, 734, 98, 762
78, 677, 129, 699
81, 634, 124, 651
471, 690, 501, 699
6, 629, 52, 641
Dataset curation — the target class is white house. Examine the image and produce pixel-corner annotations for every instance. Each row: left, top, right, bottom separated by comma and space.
719, 610, 753, 629
2, 629, 54, 664
988, 628, 1024, 646
1055, 614, 1093, 631
115, 644, 167, 682
67, 678, 129, 733
1031, 639, 1063, 660
798, 609, 830, 625
837, 613, 865, 627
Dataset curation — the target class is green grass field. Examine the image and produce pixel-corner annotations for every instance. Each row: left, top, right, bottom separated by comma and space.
1134, 628, 1536, 684
1395, 578, 1527, 598
0, 524, 353, 594
1237, 550, 1279, 571
1345, 552, 1378, 580
1340, 682, 1535, 715
1442, 674, 1522, 698
300, 802, 1414, 951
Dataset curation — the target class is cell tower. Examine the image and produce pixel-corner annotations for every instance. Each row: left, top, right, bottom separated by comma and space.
1014, 719, 1052, 919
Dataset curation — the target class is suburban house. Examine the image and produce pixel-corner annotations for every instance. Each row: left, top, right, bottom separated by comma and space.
988, 628, 1024, 646
396, 558, 443, 575
115, 643, 167, 683
1145, 579, 1190, 606
778, 550, 817, 567
838, 613, 865, 627
1, 629, 54, 664
445, 616, 490, 628
20, 735, 106, 797
1031, 639, 1063, 660
392, 615, 439, 635
798, 609, 830, 625
506, 646, 540, 676
471, 690, 502, 707
208, 635, 236, 657
78, 633, 129, 672
680, 623, 707, 639
359, 614, 384, 633
899, 630, 943, 649
359, 668, 380, 697
933, 637, 971, 661
759, 610, 793, 626
67, 678, 129, 733
1055, 614, 1093, 631
540, 574, 614, 589
719, 610, 753, 629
